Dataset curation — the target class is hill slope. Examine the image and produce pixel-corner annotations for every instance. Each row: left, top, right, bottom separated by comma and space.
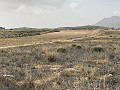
94, 16, 120, 28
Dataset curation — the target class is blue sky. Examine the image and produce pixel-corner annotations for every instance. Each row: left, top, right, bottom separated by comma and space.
0, 0, 120, 28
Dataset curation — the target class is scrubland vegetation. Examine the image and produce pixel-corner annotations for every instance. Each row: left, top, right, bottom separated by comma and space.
0, 29, 59, 39
0, 29, 120, 90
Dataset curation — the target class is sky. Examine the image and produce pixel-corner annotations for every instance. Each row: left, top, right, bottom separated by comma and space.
0, 0, 120, 29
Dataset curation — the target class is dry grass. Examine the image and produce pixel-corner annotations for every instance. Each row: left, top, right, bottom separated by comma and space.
0, 29, 120, 90
0, 30, 100, 48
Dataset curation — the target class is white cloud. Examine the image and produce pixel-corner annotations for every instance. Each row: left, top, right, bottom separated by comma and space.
17, 5, 25, 11
70, 2, 80, 9
0, 0, 82, 15
0, 0, 68, 8
15, 0, 82, 15
16, 4, 55, 15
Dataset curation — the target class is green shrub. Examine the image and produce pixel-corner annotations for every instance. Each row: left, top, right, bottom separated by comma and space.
93, 46, 104, 52
57, 48, 67, 53
71, 44, 81, 49
76, 45, 82, 49
71, 44, 77, 47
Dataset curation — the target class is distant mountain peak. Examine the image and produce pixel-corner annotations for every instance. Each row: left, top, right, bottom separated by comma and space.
94, 16, 120, 28
103, 16, 120, 19
111, 16, 120, 18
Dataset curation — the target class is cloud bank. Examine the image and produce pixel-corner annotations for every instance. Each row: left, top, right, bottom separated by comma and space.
0, 0, 82, 15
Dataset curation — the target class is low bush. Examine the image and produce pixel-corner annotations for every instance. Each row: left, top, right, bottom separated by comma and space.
57, 48, 67, 53
93, 45, 104, 52
71, 44, 81, 49
76, 45, 82, 49
71, 44, 77, 47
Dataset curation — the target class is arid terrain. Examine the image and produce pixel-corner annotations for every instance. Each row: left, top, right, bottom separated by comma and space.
0, 29, 120, 90
0, 30, 100, 48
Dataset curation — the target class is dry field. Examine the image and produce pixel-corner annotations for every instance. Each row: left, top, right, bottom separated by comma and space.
0, 29, 120, 90
0, 30, 100, 48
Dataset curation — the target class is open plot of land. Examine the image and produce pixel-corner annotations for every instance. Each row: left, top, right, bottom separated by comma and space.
75, 30, 120, 42
0, 30, 101, 48
0, 29, 120, 90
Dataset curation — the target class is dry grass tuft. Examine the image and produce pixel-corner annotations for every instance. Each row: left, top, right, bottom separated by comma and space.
47, 54, 57, 62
